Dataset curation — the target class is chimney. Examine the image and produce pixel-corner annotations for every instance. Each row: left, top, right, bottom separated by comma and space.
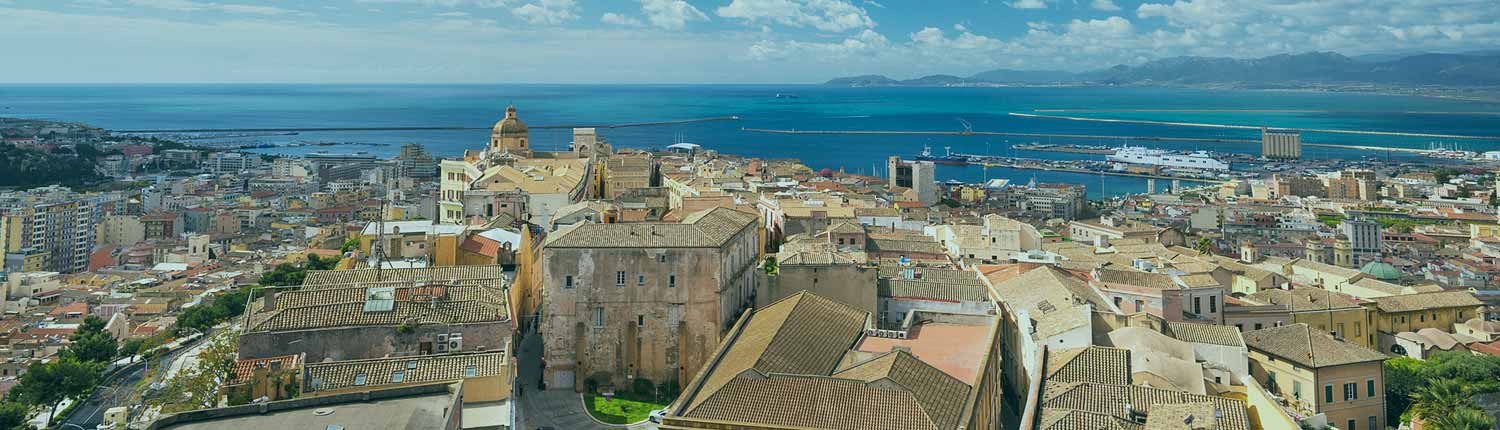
262, 291, 276, 311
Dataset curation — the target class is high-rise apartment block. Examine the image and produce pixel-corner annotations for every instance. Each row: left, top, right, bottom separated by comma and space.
887, 156, 939, 206
0, 186, 100, 273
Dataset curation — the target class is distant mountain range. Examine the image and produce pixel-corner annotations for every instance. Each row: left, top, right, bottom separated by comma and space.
824, 51, 1500, 87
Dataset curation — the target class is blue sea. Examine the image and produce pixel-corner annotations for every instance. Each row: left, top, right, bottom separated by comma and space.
4, 84, 1500, 198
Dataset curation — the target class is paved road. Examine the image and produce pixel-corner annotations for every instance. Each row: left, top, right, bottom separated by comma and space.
514, 329, 658, 430
61, 330, 213, 430
61, 360, 147, 430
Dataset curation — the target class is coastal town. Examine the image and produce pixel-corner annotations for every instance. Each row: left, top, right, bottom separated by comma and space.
5, 103, 1500, 430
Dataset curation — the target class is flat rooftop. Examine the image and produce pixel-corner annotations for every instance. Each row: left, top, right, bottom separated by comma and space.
154, 385, 458, 430
856, 320, 993, 382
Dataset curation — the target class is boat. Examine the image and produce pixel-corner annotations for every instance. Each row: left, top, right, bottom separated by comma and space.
916, 145, 968, 165
1106, 146, 1229, 170
774, 93, 800, 99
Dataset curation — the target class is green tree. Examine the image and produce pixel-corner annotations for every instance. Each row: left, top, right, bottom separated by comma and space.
1194, 237, 1213, 255
1429, 407, 1496, 430
1385, 357, 1424, 424
64, 316, 119, 363
1410, 379, 1473, 424
152, 332, 239, 413
15, 359, 103, 422
339, 238, 360, 253
207, 248, 217, 260
0, 402, 28, 430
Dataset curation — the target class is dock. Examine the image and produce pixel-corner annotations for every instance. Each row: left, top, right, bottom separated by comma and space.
1008, 112, 1500, 141
740, 127, 1435, 154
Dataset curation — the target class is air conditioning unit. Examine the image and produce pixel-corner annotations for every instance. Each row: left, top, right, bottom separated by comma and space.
895, 331, 908, 339
448, 334, 463, 352
436, 334, 450, 352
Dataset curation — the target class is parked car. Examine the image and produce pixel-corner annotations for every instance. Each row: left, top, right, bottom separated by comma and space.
649, 409, 667, 423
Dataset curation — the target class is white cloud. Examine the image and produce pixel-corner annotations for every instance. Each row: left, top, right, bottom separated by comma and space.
353, 0, 513, 7
435, 11, 469, 17
1090, 0, 1120, 11
600, 12, 643, 26
953, 23, 967, 32
126, 0, 294, 14
746, 28, 889, 61
640, 0, 707, 30
511, 0, 577, 25
1007, 0, 1047, 9
717, 0, 875, 33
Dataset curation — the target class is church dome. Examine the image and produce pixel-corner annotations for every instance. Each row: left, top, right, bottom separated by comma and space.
493, 105, 528, 136
1360, 261, 1401, 280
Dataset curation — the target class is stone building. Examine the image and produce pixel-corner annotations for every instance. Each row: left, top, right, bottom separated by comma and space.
241, 266, 512, 363
540, 207, 760, 391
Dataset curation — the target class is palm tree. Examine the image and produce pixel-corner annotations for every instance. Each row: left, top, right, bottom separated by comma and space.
1410, 379, 1475, 426
1194, 237, 1213, 255
1428, 407, 1496, 430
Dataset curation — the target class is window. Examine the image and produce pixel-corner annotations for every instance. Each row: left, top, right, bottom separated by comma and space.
1293, 381, 1302, 400
1348, 419, 1356, 430
637, 315, 645, 327
406, 360, 418, 370
592, 307, 605, 327
1267, 371, 1276, 387
1134, 300, 1144, 311
1193, 297, 1202, 315
616, 271, 626, 287
1420, 314, 1426, 322
1369, 416, 1377, 430
668, 274, 676, 289
464, 366, 477, 377
637, 275, 646, 286
1355, 321, 1361, 337
1344, 383, 1357, 401
1337, 323, 1346, 338
354, 373, 367, 386
1367, 379, 1376, 398
1209, 296, 1217, 313
1114, 297, 1123, 308
1254, 323, 1263, 330
1325, 385, 1334, 403
565, 275, 574, 288
391, 370, 405, 383
658, 254, 666, 263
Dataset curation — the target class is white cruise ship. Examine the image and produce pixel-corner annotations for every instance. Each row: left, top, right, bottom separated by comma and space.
1107, 146, 1229, 171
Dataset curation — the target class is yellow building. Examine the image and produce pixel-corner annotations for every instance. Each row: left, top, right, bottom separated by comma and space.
1371, 290, 1483, 335
1245, 323, 1387, 430
357, 220, 466, 267
1242, 286, 1376, 349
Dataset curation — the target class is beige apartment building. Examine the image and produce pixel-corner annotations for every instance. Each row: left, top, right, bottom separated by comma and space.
1246, 323, 1387, 430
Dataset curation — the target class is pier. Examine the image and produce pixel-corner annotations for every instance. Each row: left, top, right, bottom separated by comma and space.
967, 158, 1229, 185
113, 116, 741, 134
1008, 112, 1500, 140
741, 127, 1433, 154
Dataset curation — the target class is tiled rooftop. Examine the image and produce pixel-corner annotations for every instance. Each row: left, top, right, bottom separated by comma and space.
304, 351, 507, 393
246, 284, 508, 333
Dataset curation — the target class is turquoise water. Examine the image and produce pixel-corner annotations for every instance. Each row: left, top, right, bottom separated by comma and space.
3, 84, 1499, 198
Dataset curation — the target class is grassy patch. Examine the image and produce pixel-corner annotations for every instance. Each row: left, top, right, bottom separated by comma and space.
584, 393, 666, 425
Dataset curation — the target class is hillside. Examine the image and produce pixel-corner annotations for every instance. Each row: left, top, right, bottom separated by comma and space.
825, 51, 1500, 87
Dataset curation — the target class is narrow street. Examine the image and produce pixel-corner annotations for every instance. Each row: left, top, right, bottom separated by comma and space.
514, 329, 658, 430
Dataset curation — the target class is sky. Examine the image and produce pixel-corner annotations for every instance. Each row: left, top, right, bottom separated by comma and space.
1, 0, 1498, 83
